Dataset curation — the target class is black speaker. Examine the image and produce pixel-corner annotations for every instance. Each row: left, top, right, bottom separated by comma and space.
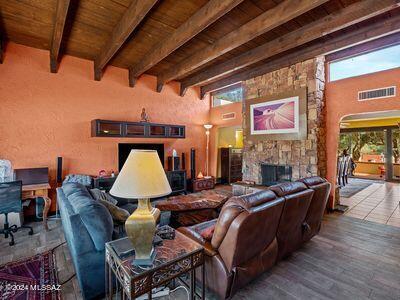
181, 152, 186, 170
190, 148, 196, 179
167, 156, 180, 171
56, 157, 63, 184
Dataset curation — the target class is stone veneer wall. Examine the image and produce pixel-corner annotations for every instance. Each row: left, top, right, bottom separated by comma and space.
242, 57, 326, 182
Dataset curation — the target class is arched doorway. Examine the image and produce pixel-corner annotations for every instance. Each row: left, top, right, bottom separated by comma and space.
339, 111, 400, 183
335, 111, 400, 226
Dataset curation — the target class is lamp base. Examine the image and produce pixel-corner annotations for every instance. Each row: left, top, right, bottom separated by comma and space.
125, 198, 160, 266
132, 248, 156, 266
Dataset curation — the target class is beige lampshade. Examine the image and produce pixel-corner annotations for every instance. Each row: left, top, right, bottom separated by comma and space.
110, 150, 171, 199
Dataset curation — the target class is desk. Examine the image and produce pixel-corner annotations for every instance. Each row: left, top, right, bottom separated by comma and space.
22, 183, 51, 231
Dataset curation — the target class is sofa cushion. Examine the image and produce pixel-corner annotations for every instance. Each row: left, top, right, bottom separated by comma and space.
200, 224, 215, 241
63, 174, 92, 187
211, 204, 244, 249
62, 182, 91, 198
228, 190, 277, 210
98, 199, 130, 222
89, 188, 118, 205
269, 181, 307, 197
298, 176, 326, 187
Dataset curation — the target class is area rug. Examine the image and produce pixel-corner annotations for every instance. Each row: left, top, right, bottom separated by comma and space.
339, 178, 381, 198
0, 250, 61, 300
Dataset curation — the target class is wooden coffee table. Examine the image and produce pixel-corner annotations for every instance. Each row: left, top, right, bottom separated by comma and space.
156, 189, 232, 227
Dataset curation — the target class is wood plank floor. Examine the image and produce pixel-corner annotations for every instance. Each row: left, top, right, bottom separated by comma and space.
1, 214, 400, 299
235, 214, 400, 300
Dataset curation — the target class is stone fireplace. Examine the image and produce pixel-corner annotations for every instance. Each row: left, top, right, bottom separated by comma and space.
242, 57, 326, 183
260, 163, 292, 186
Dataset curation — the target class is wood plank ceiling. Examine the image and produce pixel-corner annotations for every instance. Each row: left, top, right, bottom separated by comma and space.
0, 0, 399, 97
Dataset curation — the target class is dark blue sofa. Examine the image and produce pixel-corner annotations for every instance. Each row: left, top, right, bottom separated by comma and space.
57, 183, 113, 299
57, 182, 171, 299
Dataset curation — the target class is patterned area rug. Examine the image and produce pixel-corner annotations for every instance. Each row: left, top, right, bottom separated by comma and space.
0, 250, 61, 300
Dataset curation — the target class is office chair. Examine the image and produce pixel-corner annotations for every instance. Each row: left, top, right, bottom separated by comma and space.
0, 181, 33, 246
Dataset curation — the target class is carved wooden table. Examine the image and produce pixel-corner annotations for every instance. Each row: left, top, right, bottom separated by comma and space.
105, 228, 205, 299
156, 189, 232, 227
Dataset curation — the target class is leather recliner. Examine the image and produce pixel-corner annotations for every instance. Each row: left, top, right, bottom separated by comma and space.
269, 181, 314, 260
178, 176, 331, 299
298, 176, 331, 242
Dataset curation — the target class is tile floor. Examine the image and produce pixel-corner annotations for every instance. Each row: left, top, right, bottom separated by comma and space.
340, 181, 400, 227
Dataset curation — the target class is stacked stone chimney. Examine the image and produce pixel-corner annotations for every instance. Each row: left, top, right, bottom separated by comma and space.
242, 57, 326, 183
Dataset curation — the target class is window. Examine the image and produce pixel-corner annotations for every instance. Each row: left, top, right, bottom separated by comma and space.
212, 84, 243, 107
329, 44, 400, 81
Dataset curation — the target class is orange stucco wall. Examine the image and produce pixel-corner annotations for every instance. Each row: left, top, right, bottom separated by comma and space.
0, 43, 210, 200
209, 102, 243, 177
326, 67, 400, 207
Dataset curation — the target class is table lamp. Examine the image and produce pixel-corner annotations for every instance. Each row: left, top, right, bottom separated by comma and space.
110, 150, 171, 265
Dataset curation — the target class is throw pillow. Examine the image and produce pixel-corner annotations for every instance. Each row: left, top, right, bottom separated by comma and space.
200, 225, 215, 241
98, 199, 130, 223
89, 188, 118, 205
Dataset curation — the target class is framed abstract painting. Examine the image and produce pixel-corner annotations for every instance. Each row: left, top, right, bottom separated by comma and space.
245, 88, 307, 141
250, 96, 299, 135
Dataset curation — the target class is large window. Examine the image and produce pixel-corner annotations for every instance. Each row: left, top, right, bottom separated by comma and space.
329, 44, 400, 81
212, 84, 243, 107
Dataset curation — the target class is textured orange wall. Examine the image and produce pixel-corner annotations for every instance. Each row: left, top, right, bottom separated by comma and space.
209, 102, 243, 177
0, 43, 210, 190
326, 67, 400, 207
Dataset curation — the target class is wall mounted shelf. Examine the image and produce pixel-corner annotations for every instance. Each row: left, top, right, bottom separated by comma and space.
91, 119, 185, 138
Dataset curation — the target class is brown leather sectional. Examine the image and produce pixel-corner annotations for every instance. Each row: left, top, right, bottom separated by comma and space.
178, 176, 331, 299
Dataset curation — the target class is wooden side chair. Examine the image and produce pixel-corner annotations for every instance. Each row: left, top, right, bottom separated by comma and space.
337, 156, 344, 186
343, 155, 352, 185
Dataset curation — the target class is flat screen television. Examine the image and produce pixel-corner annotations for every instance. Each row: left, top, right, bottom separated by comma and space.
14, 167, 49, 185
118, 143, 165, 171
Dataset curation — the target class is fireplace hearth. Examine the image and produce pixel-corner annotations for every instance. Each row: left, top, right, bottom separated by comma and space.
261, 163, 292, 186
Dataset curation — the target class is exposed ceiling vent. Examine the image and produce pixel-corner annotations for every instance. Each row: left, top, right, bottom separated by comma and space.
358, 86, 396, 101
222, 112, 236, 120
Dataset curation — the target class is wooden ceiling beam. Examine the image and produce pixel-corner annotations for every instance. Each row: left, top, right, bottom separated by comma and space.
50, 0, 71, 73
128, 69, 137, 87
157, 0, 329, 89
0, 16, 3, 64
200, 14, 400, 98
0, 38, 3, 64
94, 0, 158, 81
129, 0, 244, 86
181, 0, 400, 93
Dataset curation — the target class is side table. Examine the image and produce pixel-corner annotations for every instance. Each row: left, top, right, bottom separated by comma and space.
105, 227, 205, 299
